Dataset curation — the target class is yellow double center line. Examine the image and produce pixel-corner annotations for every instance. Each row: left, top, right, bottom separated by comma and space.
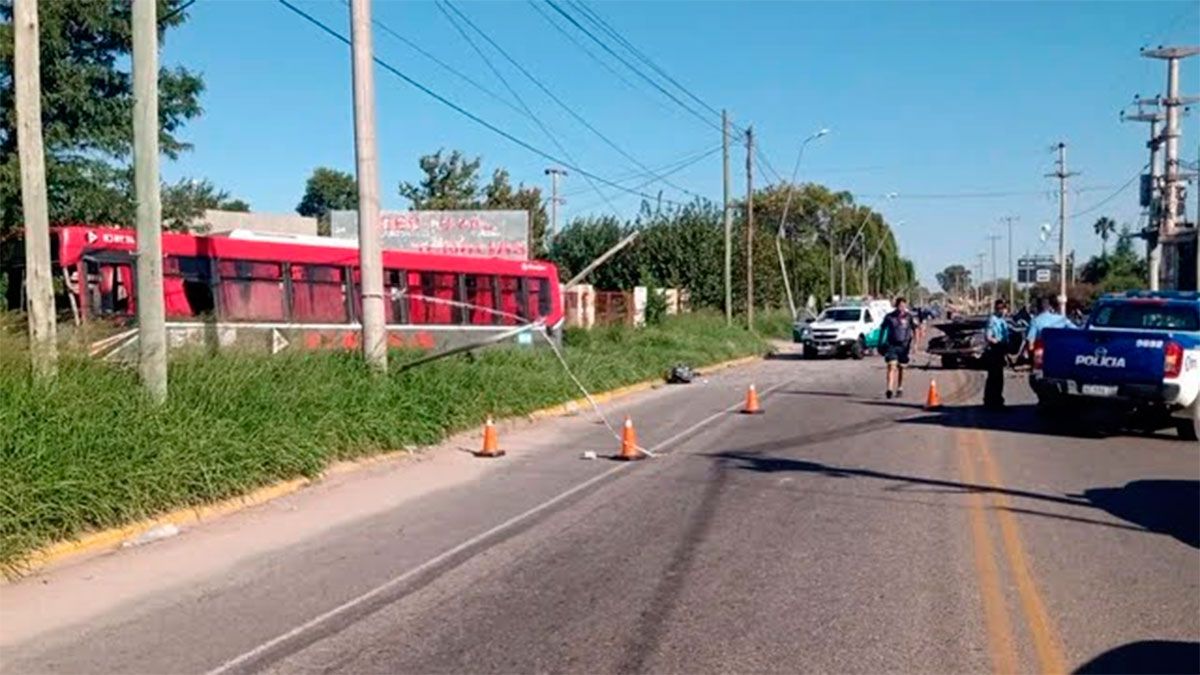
958, 427, 1067, 674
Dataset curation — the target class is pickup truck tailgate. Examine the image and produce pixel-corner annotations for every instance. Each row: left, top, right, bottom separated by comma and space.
1041, 327, 1166, 385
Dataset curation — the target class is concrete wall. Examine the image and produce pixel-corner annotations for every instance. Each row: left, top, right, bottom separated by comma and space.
194, 210, 318, 236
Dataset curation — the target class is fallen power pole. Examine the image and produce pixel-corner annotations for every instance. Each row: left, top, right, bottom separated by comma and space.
13, 0, 57, 379
563, 231, 640, 289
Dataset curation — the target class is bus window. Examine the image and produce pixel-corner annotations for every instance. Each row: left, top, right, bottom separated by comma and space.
498, 276, 521, 325
465, 275, 496, 325
85, 260, 134, 316
526, 279, 545, 321
385, 269, 407, 323
433, 273, 457, 324
164, 255, 214, 318
217, 260, 284, 321
291, 264, 348, 323
537, 278, 553, 320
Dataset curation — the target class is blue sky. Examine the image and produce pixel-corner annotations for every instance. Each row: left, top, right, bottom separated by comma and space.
160, 0, 1200, 287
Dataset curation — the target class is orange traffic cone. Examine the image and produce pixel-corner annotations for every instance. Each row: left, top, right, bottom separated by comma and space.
741, 384, 764, 415
616, 416, 644, 461
476, 417, 505, 457
925, 380, 942, 410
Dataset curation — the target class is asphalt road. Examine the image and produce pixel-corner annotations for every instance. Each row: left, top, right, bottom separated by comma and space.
3, 351, 1198, 674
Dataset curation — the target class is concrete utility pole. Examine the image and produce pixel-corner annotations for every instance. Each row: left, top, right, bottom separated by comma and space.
350, 0, 386, 372
723, 110, 732, 326
545, 167, 567, 241
986, 233, 1001, 304
1046, 142, 1076, 310
13, 0, 56, 379
132, 0, 167, 401
1001, 216, 1018, 304
1122, 97, 1166, 289
745, 126, 754, 330
1142, 47, 1200, 239
975, 252, 986, 310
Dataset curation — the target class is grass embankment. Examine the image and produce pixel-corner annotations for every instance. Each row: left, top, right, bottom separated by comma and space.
0, 311, 789, 573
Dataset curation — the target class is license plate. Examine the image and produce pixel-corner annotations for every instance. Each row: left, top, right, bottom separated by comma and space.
1081, 384, 1118, 397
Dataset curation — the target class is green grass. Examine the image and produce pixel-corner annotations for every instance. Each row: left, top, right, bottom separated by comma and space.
0, 312, 775, 574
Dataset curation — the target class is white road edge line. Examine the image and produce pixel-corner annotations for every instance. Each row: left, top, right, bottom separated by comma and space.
207, 378, 792, 675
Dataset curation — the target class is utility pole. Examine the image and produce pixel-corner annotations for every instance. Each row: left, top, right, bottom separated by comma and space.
986, 233, 1001, 304
350, 0, 386, 372
1046, 142, 1076, 310
722, 110, 732, 326
1141, 46, 1199, 290
1142, 47, 1199, 238
745, 126, 754, 330
132, 0, 167, 401
1122, 96, 1165, 289
545, 167, 567, 241
13, 0, 56, 380
975, 252, 986, 310
1001, 216, 1018, 304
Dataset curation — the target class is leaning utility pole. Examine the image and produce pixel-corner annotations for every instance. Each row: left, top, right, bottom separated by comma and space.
1001, 216, 1018, 304
350, 0, 387, 372
13, 0, 56, 380
1046, 142, 1076, 310
132, 0, 167, 401
545, 167, 567, 241
986, 233, 1001, 304
722, 111, 732, 326
745, 126, 755, 330
1122, 96, 1165, 289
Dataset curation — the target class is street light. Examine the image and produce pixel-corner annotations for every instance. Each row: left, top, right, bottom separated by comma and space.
775, 128, 830, 317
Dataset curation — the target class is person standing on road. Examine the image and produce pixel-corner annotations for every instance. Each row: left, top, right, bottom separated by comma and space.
1023, 295, 1075, 350
879, 296, 918, 399
983, 298, 1010, 410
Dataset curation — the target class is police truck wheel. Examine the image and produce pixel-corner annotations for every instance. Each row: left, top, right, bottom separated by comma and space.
1178, 418, 1199, 442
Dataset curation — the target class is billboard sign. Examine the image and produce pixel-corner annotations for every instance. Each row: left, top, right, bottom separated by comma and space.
330, 210, 529, 260
1017, 254, 1072, 286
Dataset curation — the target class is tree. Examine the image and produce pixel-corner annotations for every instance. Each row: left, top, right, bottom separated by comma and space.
1077, 224, 1147, 297
1093, 216, 1117, 258
483, 169, 548, 258
398, 150, 482, 210
0, 0, 205, 234
162, 178, 249, 231
936, 264, 972, 295
296, 167, 357, 236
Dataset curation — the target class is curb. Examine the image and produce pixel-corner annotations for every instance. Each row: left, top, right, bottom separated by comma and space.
9, 351, 768, 580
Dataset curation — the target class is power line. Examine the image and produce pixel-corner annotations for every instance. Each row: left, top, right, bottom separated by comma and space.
855, 184, 1124, 201
434, 0, 622, 216
359, 0, 531, 122
569, 145, 719, 212
568, 0, 727, 125
443, 0, 704, 200
1069, 166, 1146, 219
562, 144, 719, 196
275, 0, 689, 207
544, 0, 723, 134
526, 0, 647, 98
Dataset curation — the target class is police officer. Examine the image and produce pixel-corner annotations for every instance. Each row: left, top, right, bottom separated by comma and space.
983, 298, 1010, 410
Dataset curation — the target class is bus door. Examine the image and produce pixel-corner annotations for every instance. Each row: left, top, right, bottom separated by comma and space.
82, 252, 135, 318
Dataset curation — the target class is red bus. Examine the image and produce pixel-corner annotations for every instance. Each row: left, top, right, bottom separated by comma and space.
2, 226, 563, 355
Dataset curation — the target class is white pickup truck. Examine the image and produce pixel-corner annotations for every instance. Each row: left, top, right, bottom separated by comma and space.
793, 303, 888, 359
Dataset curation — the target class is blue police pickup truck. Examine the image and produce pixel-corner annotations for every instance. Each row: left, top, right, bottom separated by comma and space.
1030, 291, 1200, 441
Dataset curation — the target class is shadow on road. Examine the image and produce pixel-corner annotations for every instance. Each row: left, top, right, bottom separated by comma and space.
895, 400, 1183, 442
1076, 480, 1199, 548
709, 448, 1199, 548
1073, 640, 1200, 674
